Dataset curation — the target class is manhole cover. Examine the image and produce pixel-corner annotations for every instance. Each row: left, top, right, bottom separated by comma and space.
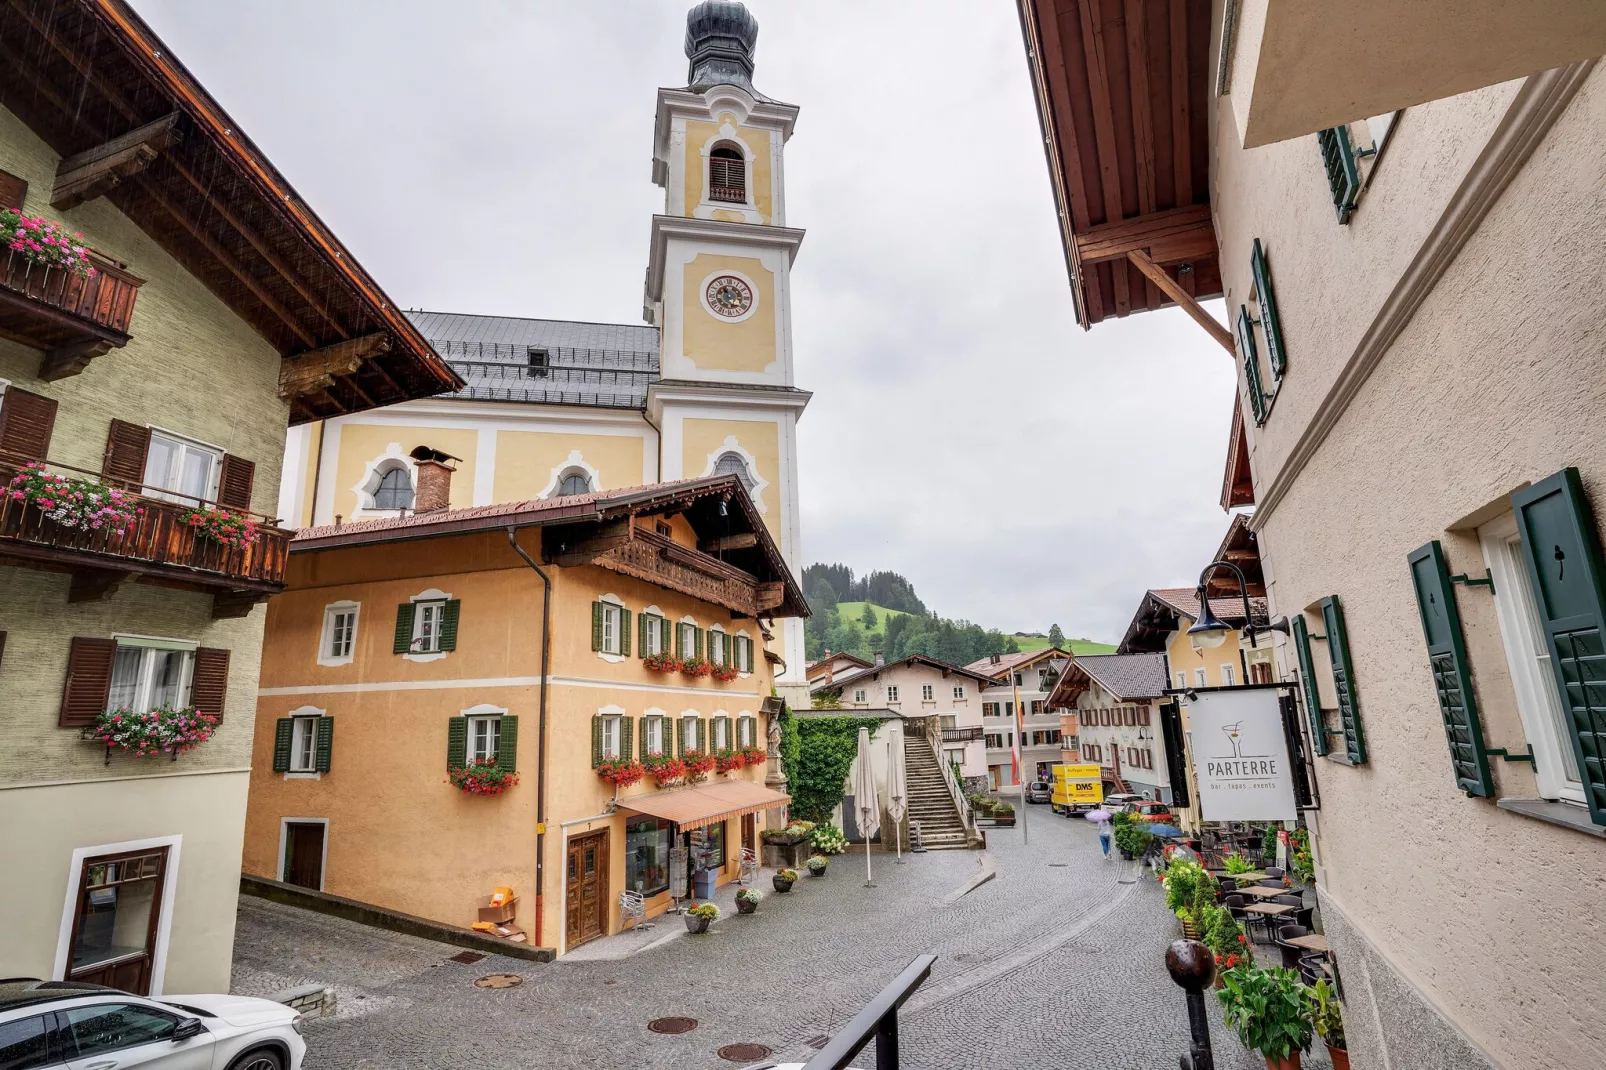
473, 973, 523, 989
805, 1035, 830, 1049
648, 1017, 699, 1035
449, 951, 485, 964
719, 1043, 773, 1062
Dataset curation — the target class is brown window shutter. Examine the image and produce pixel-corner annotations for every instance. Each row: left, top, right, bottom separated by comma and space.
0, 387, 58, 462
217, 455, 255, 509
191, 647, 230, 720
102, 419, 151, 486
0, 631, 6, 672
0, 170, 27, 209
60, 637, 116, 727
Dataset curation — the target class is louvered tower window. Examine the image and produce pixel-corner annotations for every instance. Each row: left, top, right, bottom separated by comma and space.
709, 145, 746, 204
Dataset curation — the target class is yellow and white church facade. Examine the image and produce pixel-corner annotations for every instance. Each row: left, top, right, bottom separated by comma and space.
274, 1, 812, 699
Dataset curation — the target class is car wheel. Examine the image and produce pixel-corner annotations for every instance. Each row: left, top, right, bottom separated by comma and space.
228, 1048, 285, 1070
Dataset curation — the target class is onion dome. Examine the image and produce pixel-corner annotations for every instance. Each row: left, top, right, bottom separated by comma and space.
685, 1, 759, 91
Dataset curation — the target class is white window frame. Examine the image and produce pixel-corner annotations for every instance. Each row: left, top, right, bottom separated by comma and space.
921, 684, 934, 701
886, 685, 900, 703
318, 601, 360, 667
643, 710, 666, 757
108, 636, 197, 713
143, 427, 222, 505
1221, 664, 1236, 687
597, 595, 626, 662
852, 689, 867, 704
734, 632, 752, 674
599, 713, 622, 761
713, 715, 730, 752
413, 600, 446, 654
1176, 672, 1187, 689
708, 627, 728, 666
1480, 513, 1587, 805
680, 713, 700, 753
289, 714, 321, 774
736, 714, 754, 748
467, 714, 503, 764
678, 619, 699, 658
642, 609, 664, 657
1195, 668, 1207, 688
953, 685, 965, 700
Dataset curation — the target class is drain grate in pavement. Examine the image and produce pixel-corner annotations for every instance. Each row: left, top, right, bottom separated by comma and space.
804, 1035, 830, 1049
648, 1017, 699, 1035
718, 1043, 772, 1062
449, 951, 485, 964
473, 973, 523, 989
1048, 863, 1068, 868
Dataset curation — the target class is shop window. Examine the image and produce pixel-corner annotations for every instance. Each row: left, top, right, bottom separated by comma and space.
625, 816, 671, 896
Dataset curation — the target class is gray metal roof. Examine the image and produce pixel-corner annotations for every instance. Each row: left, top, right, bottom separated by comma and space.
406, 310, 659, 410
1073, 652, 1170, 701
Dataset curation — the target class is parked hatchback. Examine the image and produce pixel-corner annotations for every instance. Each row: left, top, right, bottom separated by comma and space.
0, 979, 306, 1070
1024, 781, 1052, 803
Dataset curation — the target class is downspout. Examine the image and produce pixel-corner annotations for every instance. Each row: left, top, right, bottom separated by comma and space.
507, 527, 552, 949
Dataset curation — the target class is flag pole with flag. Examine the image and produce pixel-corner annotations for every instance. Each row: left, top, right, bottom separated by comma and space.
1012, 675, 1028, 846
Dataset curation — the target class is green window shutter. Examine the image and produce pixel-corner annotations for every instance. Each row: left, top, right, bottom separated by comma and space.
675, 623, 685, 658
638, 613, 649, 657
695, 628, 704, 659
677, 716, 686, 757
1316, 126, 1360, 224
661, 616, 672, 655
619, 716, 632, 763
393, 603, 415, 654
591, 715, 604, 768
1320, 595, 1367, 765
1236, 306, 1268, 426
697, 718, 706, 751
1408, 541, 1496, 797
1251, 239, 1287, 380
447, 716, 467, 771
497, 716, 519, 773
438, 599, 461, 651
272, 718, 293, 772
1512, 467, 1606, 826
1291, 614, 1329, 757
592, 602, 604, 651
620, 609, 632, 657
315, 716, 335, 773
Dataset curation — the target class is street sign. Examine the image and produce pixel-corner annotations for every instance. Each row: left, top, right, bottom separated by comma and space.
1186, 688, 1297, 822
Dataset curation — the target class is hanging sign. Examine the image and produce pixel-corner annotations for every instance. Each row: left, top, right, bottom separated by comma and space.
1187, 688, 1297, 822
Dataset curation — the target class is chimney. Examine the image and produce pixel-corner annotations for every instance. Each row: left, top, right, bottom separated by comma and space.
990, 652, 1001, 665
410, 446, 461, 514
874, 650, 885, 667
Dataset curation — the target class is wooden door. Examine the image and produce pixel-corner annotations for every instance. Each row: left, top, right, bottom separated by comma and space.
66, 847, 169, 996
741, 813, 756, 858
565, 831, 608, 948
284, 822, 325, 890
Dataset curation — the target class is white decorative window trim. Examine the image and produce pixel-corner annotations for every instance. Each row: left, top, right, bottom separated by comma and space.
404, 588, 453, 663
464, 702, 508, 764
351, 442, 416, 518
285, 704, 327, 780
694, 121, 762, 224
318, 601, 360, 667
53, 834, 184, 994
698, 267, 761, 324
539, 449, 601, 499
597, 594, 626, 664
735, 628, 753, 676
700, 436, 768, 513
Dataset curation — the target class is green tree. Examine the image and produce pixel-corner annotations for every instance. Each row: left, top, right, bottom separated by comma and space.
1048, 623, 1066, 648
859, 602, 879, 629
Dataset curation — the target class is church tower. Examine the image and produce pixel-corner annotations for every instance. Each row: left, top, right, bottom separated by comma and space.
646, 1, 810, 705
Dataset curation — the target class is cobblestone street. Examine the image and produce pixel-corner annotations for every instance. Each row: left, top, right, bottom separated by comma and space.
231, 807, 1332, 1069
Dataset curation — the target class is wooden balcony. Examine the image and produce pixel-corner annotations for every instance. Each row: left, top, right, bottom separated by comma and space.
942, 727, 985, 743
0, 249, 143, 380
0, 455, 288, 616
593, 527, 783, 618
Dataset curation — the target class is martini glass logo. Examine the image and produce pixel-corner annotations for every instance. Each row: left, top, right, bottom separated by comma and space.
1220, 720, 1244, 759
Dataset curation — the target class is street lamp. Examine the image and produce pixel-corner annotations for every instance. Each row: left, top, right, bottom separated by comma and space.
1185, 559, 1291, 675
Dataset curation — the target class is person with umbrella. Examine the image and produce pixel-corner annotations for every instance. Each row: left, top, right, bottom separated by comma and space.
1087, 808, 1113, 860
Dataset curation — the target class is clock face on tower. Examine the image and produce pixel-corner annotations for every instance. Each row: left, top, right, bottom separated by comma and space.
704, 275, 754, 319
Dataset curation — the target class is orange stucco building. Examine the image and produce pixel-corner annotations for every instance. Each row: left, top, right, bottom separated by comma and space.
241, 473, 805, 954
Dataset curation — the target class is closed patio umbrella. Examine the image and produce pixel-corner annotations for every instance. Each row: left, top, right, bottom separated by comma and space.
885, 732, 907, 862
853, 726, 880, 886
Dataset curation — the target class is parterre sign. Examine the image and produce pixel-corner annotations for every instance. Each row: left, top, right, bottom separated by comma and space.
1186, 688, 1297, 822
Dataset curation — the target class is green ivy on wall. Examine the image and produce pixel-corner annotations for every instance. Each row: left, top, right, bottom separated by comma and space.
779, 702, 801, 791
789, 715, 882, 823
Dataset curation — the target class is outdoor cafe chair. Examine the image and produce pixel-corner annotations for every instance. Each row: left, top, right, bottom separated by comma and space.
1273, 893, 1312, 930
738, 847, 759, 886
1263, 866, 1285, 881
1298, 951, 1329, 987
1276, 924, 1311, 971
619, 889, 653, 931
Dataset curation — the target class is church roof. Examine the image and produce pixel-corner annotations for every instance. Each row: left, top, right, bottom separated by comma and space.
406, 309, 660, 411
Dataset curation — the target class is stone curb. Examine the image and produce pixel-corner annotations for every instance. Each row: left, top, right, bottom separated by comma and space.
940, 851, 996, 904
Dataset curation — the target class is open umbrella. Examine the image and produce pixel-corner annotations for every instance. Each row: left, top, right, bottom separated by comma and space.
885, 733, 907, 862
1084, 809, 1112, 822
853, 726, 880, 886
1145, 823, 1185, 839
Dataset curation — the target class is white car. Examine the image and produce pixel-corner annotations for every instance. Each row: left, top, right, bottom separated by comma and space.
0, 979, 305, 1070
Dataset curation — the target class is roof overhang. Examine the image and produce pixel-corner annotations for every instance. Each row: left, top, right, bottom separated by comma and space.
1226, 0, 1606, 148
1220, 401, 1255, 510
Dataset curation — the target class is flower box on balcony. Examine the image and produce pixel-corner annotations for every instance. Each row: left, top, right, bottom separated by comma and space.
0, 237, 142, 379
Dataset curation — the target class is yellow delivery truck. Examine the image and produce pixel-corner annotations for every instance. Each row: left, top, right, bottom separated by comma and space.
1050, 763, 1103, 816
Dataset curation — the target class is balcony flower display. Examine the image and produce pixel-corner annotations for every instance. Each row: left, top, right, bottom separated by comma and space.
738, 746, 768, 768
710, 662, 739, 682
91, 705, 217, 756
714, 749, 743, 775
644, 754, 687, 788
8, 463, 141, 535
682, 749, 716, 783
643, 651, 682, 673
598, 757, 646, 788
184, 506, 258, 549
448, 758, 519, 796
2, 208, 98, 278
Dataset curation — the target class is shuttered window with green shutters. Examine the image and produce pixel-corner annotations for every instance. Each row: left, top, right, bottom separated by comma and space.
737, 715, 755, 748
315, 716, 335, 774
1408, 541, 1496, 797
497, 716, 520, 773
437, 600, 461, 651
1250, 240, 1287, 381
1319, 596, 1368, 765
1236, 306, 1268, 426
640, 714, 666, 758
447, 716, 468, 770
1291, 614, 1329, 758
272, 717, 295, 772
591, 714, 604, 767
1316, 126, 1361, 224
1512, 467, 1606, 826
616, 716, 631, 766
591, 601, 629, 655
393, 603, 415, 654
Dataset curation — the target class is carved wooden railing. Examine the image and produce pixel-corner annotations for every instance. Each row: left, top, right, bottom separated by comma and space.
0, 455, 289, 589
1, 250, 142, 337
595, 527, 775, 617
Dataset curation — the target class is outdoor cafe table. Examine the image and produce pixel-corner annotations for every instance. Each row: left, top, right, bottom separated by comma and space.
1244, 902, 1296, 917
1236, 885, 1291, 900
1210, 870, 1268, 883
1284, 932, 1330, 953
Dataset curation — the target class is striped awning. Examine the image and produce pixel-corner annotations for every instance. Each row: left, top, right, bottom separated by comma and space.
617, 780, 790, 831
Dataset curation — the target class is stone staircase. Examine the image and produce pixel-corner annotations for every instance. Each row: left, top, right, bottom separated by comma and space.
902, 733, 979, 850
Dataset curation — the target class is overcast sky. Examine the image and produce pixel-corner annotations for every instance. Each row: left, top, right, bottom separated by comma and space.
131, 0, 1235, 644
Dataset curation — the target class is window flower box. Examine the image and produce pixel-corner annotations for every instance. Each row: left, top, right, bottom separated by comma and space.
738, 746, 767, 768
682, 749, 716, 784
598, 757, 646, 788
710, 663, 738, 683
88, 705, 216, 761
644, 754, 687, 788
448, 758, 519, 796
643, 652, 682, 674
183, 507, 258, 549
680, 656, 712, 679
3, 209, 98, 278
715, 749, 744, 775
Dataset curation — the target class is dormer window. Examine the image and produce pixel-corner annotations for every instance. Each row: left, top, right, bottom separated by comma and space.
526, 348, 550, 379
709, 145, 746, 204
556, 469, 593, 497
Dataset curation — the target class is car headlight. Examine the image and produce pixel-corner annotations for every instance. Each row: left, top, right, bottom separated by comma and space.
291, 1013, 306, 1035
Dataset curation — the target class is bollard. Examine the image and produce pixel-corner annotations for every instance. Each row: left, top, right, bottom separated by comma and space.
1166, 938, 1216, 1070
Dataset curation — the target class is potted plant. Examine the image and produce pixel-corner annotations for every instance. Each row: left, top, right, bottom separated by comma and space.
710, 662, 739, 682
1308, 979, 1348, 1069
805, 854, 829, 877
1203, 904, 1253, 987
643, 754, 687, 788
1217, 964, 1313, 1070
809, 823, 847, 855
1288, 829, 1315, 887
90, 705, 217, 758
682, 749, 716, 784
643, 652, 682, 674
1223, 852, 1257, 877
598, 757, 646, 789
448, 758, 519, 796
773, 867, 798, 892
992, 801, 1016, 827
762, 820, 811, 846
735, 887, 761, 915
183, 507, 258, 549
680, 656, 713, 679
1114, 820, 1154, 861
685, 902, 719, 934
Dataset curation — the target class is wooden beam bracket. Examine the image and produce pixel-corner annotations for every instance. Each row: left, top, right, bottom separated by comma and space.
52, 112, 184, 212
277, 333, 391, 399
697, 533, 759, 553
39, 338, 116, 382
1126, 249, 1234, 355
67, 569, 132, 603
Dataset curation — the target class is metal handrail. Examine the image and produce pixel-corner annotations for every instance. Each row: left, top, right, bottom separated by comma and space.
801, 955, 936, 1070
924, 718, 977, 835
